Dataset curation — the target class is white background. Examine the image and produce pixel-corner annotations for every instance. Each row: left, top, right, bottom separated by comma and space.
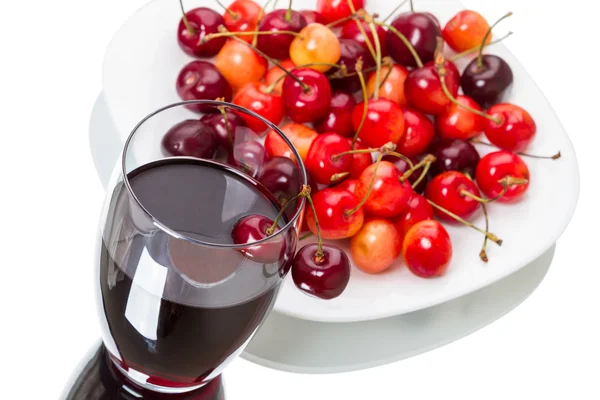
0, 0, 598, 398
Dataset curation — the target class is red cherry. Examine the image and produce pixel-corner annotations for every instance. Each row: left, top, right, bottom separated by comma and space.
299, 10, 324, 24
340, 20, 388, 59
347, 139, 374, 179
305, 133, 353, 184
476, 151, 530, 202
355, 161, 413, 218
305, 188, 364, 239
393, 193, 434, 241
387, 12, 442, 68
256, 9, 307, 60
223, 0, 263, 43
436, 95, 485, 141
177, 7, 226, 58
403, 220, 452, 278
282, 68, 332, 123
314, 90, 356, 137
316, 0, 365, 24
161, 120, 218, 159
351, 99, 405, 148
292, 244, 351, 300
350, 218, 403, 274
405, 60, 460, 115
231, 214, 286, 263
335, 178, 358, 194
397, 107, 435, 158
425, 171, 481, 222
484, 103, 537, 153
232, 82, 285, 133
176, 61, 233, 114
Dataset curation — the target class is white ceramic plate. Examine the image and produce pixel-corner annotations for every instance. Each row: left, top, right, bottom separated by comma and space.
103, 0, 579, 322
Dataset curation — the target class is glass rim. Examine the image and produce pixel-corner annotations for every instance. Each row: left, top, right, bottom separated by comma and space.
121, 99, 308, 249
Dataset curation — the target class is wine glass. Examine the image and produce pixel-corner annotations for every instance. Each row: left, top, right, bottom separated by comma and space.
95, 100, 307, 394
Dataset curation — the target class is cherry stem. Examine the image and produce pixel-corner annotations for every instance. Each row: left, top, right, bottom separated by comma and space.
326, 15, 354, 28
368, 21, 382, 100
345, 154, 384, 217
352, 58, 369, 147
461, 176, 528, 203
204, 30, 303, 43
265, 62, 343, 93
224, 29, 312, 93
469, 138, 561, 160
333, 142, 396, 161
412, 161, 432, 189
253, 0, 274, 46
352, 16, 378, 62
385, 151, 414, 169
304, 187, 325, 259
285, 0, 293, 21
299, 232, 313, 241
480, 202, 490, 262
215, 0, 238, 19
477, 12, 513, 70
434, 41, 502, 125
400, 154, 436, 182
378, 65, 394, 90
382, 0, 409, 23
179, 0, 196, 35
427, 200, 503, 245
266, 188, 308, 236
329, 57, 392, 79
450, 31, 513, 62
409, 0, 414, 12
373, 20, 423, 68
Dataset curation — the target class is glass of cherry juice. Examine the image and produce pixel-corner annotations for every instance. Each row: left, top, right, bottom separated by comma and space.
96, 100, 307, 394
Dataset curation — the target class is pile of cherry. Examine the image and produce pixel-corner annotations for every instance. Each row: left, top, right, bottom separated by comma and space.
162, 0, 561, 300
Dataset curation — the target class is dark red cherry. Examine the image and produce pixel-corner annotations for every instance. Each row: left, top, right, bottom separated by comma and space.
232, 214, 286, 263
381, 155, 427, 194
177, 7, 226, 58
314, 90, 356, 137
176, 61, 233, 114
330, 39, 375, 94
405, 60, 460, 115
387, 12, 442, 68
461, 55, 514, 109
200, 110, 247, 150
256, 9, 307, 60
260, 157, 302, 207
340, 20, 388, 59
292, 243, 351, 300
428, 138, 481, 178
228, 140, 268, 178
282, 68, 332, 123
161, 120, 218, 159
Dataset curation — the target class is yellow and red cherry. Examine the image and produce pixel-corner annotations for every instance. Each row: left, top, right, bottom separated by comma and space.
314, 90, 356, 137
397, 107, 435, 158
387, 12, 442, 67
299, 10, 324, 24
484, 103, 536, 153
425, 171, 481, 222
354, 161, 413, 218
228, 140, 268, 178
393, 193, 434, 242
476, 151, 530, 202
405, 60, 460, 115
330, 39, 375, 94
223, 0, 263, 43
340, 20, 388, 59
232, 82, 285, 133
351, 99, 405, 148
231, 214, 287, 263
292, 243, 351, 300
335, 178, 358, 194
347, 139, 374, 179
305, 132, 353, 184
259, 156, 302, 206
265, 123, 318, 162
316, 0, 364, 24
265, 59, 296, 95
256, 9, 307, 60
429, 138, 480, 178
381, 155, 427, 194
282, 68, 332, 123
290, 23, 341, 73
442, 10, 490, 53
162, 120, 218, 159
177, 7, 226, 58
366, 64, 409, 106
350, 218, 402, 274
215, 39, 268, 91
403, 220, 452, 278
462, 55, 513, 109
200, 110, 247, 150
176, 61, 233, 114
305, 188, 365, 239
436, 95, 484, 141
